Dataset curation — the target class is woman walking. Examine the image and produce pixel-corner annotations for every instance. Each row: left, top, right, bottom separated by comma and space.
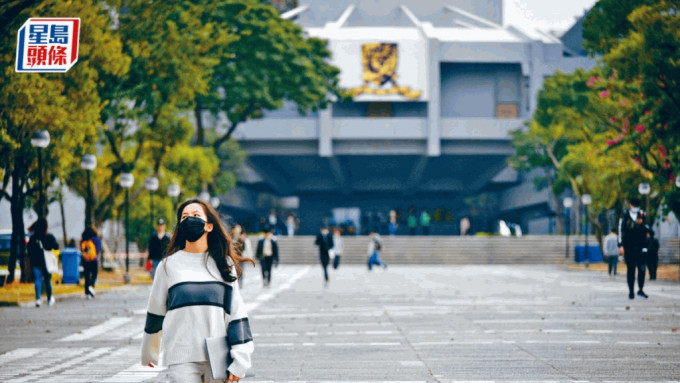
27, 218, 59, 307
141, 199, 255, 382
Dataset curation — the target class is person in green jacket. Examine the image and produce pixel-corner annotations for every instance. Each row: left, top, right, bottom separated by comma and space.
408, 212, 417, 236
420, 210, 431, 235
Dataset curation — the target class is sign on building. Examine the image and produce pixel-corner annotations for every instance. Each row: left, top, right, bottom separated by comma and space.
15, 18, 81, 73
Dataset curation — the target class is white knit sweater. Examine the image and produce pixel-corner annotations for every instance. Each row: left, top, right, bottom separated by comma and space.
140, 250, 254, 378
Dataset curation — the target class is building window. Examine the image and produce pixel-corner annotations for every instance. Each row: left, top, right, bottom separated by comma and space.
366, 102, 392, 117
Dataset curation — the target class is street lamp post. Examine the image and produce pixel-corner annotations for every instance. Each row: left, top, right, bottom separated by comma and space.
638, 182, 651, 214
199, 191, 210, 202
80, 155, 97, 228
167, 184, 180, 225
582, 194, 592, 268
30, 130, 50, 218
144, 177, 159, 232
119, 173, 134, 284
676, 176, 680, 281
563, 197, 573, 259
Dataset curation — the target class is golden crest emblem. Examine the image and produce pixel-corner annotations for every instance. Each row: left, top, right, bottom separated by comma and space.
350, 43, 421, 99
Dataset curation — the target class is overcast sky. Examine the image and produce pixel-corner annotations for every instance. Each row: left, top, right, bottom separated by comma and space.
504, 0, 598, 35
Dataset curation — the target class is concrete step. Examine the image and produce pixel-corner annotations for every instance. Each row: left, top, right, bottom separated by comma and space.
260, 235, 680, 265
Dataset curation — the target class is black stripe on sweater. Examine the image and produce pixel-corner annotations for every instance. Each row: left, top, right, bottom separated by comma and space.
144, 312, 164, 334
228, 317, 253, 345
167, 281, 232, 314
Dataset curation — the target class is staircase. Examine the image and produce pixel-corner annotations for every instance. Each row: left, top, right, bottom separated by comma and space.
267, 235, 680, 265
269, 235, 569, 265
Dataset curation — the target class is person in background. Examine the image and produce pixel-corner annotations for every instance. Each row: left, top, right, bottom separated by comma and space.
314, 226, 334, 287
148, 219, 170, 280
388, 210, 398, 236
27, 218, 59, 307
256, 229, 279, 287
408, 211, 417, 236
268, 209, 278, 234
618, 198, 648, 299
604, 229, 619, 278
644, 228, 660, 281
286, 214, 296, 237
232, 224, 254, 288
367, 230, 387, 270
81, 226, 102, 299
331, 227, 343, 270
420, 210, 431, 236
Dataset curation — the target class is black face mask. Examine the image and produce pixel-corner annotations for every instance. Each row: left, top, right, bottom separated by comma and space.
179, 216, 207, 243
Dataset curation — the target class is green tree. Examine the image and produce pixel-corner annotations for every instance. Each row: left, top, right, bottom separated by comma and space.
0, 0, 129, 283
193, 0, 345, 193
82, 0, 230, 231
584, 0, 680, 221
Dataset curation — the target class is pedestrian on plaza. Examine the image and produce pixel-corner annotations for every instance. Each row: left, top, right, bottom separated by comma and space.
618, 198, 649, 299
286, 214, 296, 237
331, 227, 343, 270
26, 218, 59, 307
604, 228, 619, 277
367, 230, 387, 270
408, 211, 417, 236
256, 229, 279, 287
232, 224, 254, 287
80, 226, 102, 299
148, 218, 170, 280
460, 217, 471, 236
644, 228, 660, 281
388, 210, 398, 236
314, 226, 334, 286
420, 210, 431, 235
268, 209, 278, 234
141, 198, 254, 382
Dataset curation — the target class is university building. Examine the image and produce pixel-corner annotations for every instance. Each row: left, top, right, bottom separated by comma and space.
222, 0, 596, 235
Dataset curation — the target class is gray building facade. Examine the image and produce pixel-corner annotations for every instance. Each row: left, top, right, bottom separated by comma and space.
223, 0, 596, 235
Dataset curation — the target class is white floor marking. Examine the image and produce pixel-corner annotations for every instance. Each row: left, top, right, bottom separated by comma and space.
0, 348, 45, 364
9, 347, 110, 383
101, 363, 165, 383
58, 317, 133, 342
247, 266, 310, 312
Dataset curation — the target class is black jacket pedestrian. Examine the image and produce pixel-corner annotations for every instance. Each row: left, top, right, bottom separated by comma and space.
618, 210, 647, 261
314, 233, 334, 265
27, 234, 59, 272
148, 232, 170, 261
256, 237, 279, 264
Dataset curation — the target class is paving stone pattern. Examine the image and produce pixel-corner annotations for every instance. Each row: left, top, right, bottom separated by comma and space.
0, 264, 678, 382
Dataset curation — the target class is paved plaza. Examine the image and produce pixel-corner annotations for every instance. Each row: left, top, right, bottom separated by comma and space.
0, 264, 679, 382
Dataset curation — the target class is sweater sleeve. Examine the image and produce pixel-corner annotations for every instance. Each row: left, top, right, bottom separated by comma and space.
140, 261, 168, 366
227, 274, 254, 378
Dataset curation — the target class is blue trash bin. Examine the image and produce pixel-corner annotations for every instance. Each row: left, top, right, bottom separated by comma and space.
61, 248, 81, 284
574, 244, 603, 263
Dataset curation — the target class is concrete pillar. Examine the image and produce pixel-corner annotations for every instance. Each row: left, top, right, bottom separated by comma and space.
319, 104, 333, 157
427, 38, 441, 157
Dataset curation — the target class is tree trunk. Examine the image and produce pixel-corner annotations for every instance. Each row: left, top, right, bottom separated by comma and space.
544, 167, 564, 234
59, 183, 68, 244
8, 168, 30, 284
195, 102, 204, 146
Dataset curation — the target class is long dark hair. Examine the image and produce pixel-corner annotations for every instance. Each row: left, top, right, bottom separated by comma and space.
28, 218, 48, 239
166, 198, 254, 282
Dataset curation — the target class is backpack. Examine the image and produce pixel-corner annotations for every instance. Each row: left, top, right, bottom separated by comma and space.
374, 239, 382, 251
81, 239, 97, 262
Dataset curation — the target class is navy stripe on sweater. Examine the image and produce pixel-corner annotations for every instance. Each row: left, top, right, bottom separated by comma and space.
167, 281, 232, 313
228, 317, 253, 345
144, 312, 164, 334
